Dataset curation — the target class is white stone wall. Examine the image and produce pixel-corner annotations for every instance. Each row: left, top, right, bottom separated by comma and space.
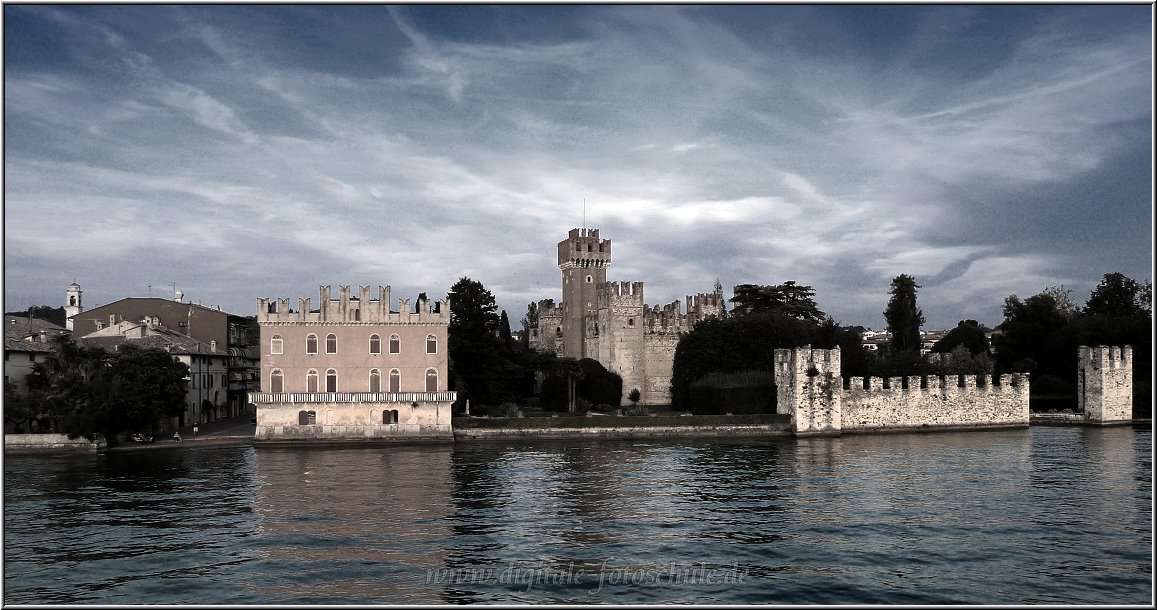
842, 374, 1029, 431
1078, 345, 1133, 423
774, 346, 1030, 435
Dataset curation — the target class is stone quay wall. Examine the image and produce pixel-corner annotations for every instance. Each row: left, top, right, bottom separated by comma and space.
4, 433, 106, 453
252, 391, 454, 441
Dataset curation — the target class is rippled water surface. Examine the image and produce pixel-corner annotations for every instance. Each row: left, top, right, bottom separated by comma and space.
4, 426, 1152, 604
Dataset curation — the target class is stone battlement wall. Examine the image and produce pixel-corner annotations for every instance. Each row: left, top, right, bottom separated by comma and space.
841, 373, 1029, 432
257, 285, 449, 325
597, 281, 645, 308
774, 346, 1031, 435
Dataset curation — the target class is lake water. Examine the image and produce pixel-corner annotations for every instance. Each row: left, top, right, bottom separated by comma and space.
3, 426, 1152, 604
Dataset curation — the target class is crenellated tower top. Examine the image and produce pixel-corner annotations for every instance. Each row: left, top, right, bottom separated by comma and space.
558, 227, 612, 270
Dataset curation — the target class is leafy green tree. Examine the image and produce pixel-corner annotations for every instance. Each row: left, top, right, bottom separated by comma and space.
447, 277, 522, 407
99, 344, 189, 437
1084, 272, 1146, 318
883, 274, 924, 354
927, 345, 994, 376
931, 320, 991, 356
730, 281, 825, 322
26, 335, 189, 443
671, 310, 815, 409
4, 305, 68, 327
27, 333, 108, 437
541, 357, 584, 412
4, 377, 37, 432
1040, 286, 1080, 321
994, 292, 1069, 376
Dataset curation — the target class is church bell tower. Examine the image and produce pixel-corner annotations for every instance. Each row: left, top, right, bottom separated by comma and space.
65, 281, 83, 331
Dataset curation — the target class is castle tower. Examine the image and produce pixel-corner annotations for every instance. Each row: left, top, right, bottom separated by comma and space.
1077, 345, 1133, 424
65, 281, 83, 331
557, 228, 611, 359
774, 345, 842, 435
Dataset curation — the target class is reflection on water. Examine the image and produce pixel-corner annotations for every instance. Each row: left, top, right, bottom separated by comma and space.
249, 446, 454, 603
3, 427, 1152, 604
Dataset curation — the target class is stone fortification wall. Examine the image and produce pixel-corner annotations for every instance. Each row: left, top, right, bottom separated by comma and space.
252, 391, 454, 441
534, 299, 564, 357
642, 332, 680, 404
774, 346, 1031, 436
842, 374, 1029, 432
1077, 345, 1132, 424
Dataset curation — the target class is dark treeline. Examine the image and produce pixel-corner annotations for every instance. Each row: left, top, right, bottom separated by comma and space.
669, 273, 1151, 417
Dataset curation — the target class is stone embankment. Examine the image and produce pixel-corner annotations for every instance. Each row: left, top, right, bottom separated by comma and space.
452, 413, 793, 441
4, 433, 106, 453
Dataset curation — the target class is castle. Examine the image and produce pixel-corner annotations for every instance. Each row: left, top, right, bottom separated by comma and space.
530, 228, 724, 405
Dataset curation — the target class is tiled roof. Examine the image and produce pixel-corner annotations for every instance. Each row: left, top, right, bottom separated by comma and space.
77, 322, 222, 356
3, 316, 68, 353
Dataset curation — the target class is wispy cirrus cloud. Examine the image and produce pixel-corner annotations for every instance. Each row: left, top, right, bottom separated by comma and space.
3, 5, 1150, 328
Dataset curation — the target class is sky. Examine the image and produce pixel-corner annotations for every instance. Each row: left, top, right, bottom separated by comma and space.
2, 4, 1152, 331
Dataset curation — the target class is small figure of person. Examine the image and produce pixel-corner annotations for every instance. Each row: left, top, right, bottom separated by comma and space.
173, 431, 182, 442
193, 424, 199, 438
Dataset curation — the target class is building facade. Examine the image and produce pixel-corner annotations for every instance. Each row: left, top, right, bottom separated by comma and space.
77, 319, 234, 428
65, 284, 256, 417
531, 228, 724, 405
251, 284, 455, 441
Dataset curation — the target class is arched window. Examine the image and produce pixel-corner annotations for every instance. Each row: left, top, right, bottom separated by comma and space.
306, 334, 318, 354
270, 369, 283, 393
325, 369, 337, 393
389, 334, 400, 354
306, 369, 319, 393
369, 333, 381, 354
426, 334, 437, 354
389, 369, 400, 393
326, 333, 337, 354
369, 369, 381, 393
425, 368, 438, 392
353, 308, 360, 321
270, 334, 283, 355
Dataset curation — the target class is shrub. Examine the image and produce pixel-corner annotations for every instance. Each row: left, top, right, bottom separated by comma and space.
496, 402, 523, 418
688, 369, 775, 415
